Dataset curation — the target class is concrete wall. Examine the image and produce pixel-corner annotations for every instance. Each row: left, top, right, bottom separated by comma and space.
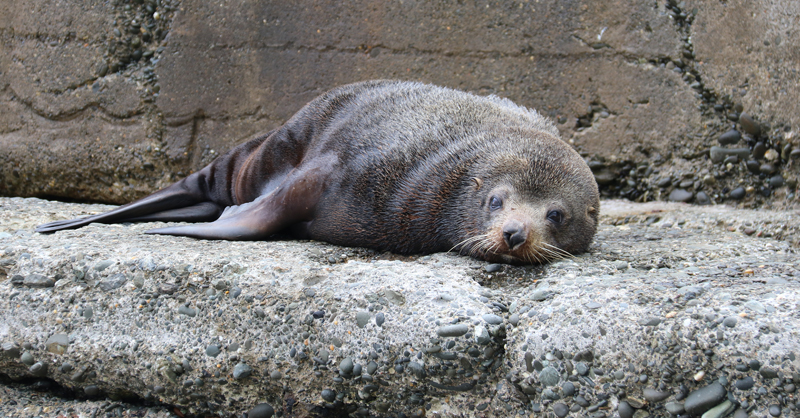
1, 0, 798, 206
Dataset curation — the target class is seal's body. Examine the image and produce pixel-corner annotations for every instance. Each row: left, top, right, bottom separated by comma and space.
37, 80, 599, 264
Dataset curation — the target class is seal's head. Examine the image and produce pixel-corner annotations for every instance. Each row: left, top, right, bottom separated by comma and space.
455, 132, 599, 265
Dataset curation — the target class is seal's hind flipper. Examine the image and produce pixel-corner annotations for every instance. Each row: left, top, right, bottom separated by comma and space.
146, 160, 334, 241
36, 185, 222, 233
145, 196, 284, 240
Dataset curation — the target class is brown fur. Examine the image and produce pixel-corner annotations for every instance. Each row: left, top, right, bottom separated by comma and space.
37, 80, 600, 264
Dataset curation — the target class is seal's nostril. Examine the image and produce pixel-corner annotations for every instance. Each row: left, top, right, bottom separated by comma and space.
502, 221, 527, 249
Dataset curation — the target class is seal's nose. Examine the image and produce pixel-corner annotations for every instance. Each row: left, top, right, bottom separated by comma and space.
502, 220, 527, 250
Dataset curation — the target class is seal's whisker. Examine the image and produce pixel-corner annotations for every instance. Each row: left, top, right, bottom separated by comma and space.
454, 234, 488, 254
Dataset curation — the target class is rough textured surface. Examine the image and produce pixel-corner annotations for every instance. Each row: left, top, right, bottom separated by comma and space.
1, 197, 799, 417
1, 0, 798, 209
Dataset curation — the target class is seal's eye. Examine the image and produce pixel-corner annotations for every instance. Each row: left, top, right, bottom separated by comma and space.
547, 209, 564, 225
489, 196, 503, 211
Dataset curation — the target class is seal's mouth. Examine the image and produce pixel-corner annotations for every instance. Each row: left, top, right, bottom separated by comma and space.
450, 229, 574, 265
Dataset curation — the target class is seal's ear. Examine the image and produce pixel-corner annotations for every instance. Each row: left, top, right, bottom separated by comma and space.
471, 177, 483, 191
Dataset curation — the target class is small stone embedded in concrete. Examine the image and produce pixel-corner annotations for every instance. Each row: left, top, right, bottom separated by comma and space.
665, 401, 685, 415
617, 401, 634, 418
375, 312, 385, 327
99, 273, 127, 291
484, 263, 502, 273
205, 344, 221, 357
561, 381, 575, 397
339, 357, 354, 375
247, 403, 275, 418
93, 259, 114, 271
408, 361, 425, 379
1, 342, 21, 358
232, 362, 253, 379
474, 326, 491, 345
768, 404, 781, 416
84, 385, 100, 396
552, 402, 568, 418
178, 305, 197, 317
356, 311, 370, 328
321, 388, 336, 403
30, 361, 48, 376
701, 400, 735, 418
730, 187, 746, 200
684, 382, 727, 416
532, 289, 551, 301
437, 324, 469, 337
20, 352, 34, 365
509, 313, 519, 326
718, 129, 741, 145
539, 366, 560, 387
739, 113, 761, 136
23, 274, 55, 288
760, 367, 778, 379
735, 376, 754, 390
45, 333, 69, 354
669, 188, 693, 202
643, 387, 671, 402
482, 314, 503, 325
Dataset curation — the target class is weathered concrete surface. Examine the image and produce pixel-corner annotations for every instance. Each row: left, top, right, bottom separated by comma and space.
1, 0, 798, 208
1, 197, 799, 417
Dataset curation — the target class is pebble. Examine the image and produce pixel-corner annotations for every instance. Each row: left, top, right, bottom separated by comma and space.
769, 175, 784, 188
205, 344, 221, 357
45, 333, 69, 354
553, 402, 569, 418
20, 352, 34, 365
718, 129, 741, 145
695, 191, 710, 205
375, 312, 385, 327
760, 367, 778, 379
735, 376, 754, 390
768, 404, 781, 417
730, 187, 746, 200
739, 113, 761, 136
684, 382, 726, 416
702, 400, 735, 418
232, 363, 253, 379
617, 401, 634, 418
722, 316, 737, 328
746, 160, 760, 173
84, 385, 100, 396
99, 274, 127, 291
760, 163, 776, 175
665, 401, 685, 415
733, 408, 748, 418
23, 274, 55, 288
561, 381, 575, 397
752, 142, 767, 159
356, 311, 370, 328
643, 387, 671, 402
484, 264, 502, 273
709, 146, 749, 164
508, 313, 519, 326
321, 388, 336, 403
339, 357, 354, 375
482, 314, 503, 325
437, 324, 469, 337
532, 289, 551, 301
94, 259, 114, 271
539, 366, 560, 387
178, 305, 197, 317
247, 403, 274, 418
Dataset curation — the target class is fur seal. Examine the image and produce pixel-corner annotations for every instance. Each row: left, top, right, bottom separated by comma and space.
36, 80, 599, 264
